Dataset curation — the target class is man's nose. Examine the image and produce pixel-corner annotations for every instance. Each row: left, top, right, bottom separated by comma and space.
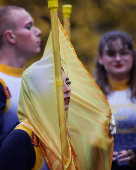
34, 26, 41, 36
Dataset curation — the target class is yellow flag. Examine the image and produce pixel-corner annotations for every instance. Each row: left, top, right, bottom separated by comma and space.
42, 20, 113, 170
18, 19, 113, 170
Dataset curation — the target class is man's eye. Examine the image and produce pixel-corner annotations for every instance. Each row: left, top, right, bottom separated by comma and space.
66, 81, 71, 86
26, 25, 32, 30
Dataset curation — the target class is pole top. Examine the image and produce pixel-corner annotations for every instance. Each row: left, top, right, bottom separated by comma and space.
48, 0, 58, 11
62, 4, 72, 18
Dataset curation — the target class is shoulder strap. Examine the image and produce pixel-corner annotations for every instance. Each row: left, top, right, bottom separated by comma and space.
15, 123, 43, 170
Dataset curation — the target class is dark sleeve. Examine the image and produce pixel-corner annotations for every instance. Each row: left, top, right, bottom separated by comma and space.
0, 129, 36, 170
0, 82, 7, 146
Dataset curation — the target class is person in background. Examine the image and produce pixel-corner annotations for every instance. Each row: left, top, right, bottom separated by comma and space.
94, 30, 136, 170
0, 5, 41, 145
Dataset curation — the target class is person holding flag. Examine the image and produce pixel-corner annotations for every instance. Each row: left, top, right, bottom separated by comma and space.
0, 1, 114, 170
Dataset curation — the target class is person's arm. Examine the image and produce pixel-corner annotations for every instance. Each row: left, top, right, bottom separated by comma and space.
0, 129, 36, 170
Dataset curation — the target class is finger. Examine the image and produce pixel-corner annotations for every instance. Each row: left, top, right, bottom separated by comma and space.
118, 150, 128, 158
112, 157, 116, 161
119, 150, 127, 154
119, 155, 136, 163
119, 157, 130, 163
113, 152, 118, 156
118, 154, 126, 159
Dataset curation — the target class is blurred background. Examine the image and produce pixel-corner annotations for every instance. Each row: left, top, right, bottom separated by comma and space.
1, 0, 136, 75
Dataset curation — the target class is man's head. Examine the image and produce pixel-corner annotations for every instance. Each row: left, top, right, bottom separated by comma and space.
0, 6, 23, 48
0, 6, 41, 57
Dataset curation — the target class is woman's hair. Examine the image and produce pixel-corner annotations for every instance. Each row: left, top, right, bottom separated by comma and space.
0, 6, 24, 48
94, 30, 136, 100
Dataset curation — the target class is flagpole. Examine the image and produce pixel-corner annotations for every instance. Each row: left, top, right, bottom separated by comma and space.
47, 0, 69, 168
62, 4, 72, 40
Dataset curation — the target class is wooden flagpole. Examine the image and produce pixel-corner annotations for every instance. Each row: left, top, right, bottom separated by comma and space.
62, 5, 72, 40
47, 0, 69, 169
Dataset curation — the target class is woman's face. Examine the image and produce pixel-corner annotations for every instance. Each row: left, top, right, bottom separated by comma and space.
62, 71, 71, 111
99, 39, 133, 79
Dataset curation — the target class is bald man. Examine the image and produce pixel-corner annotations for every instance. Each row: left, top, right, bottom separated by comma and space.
0, 6, 41, 145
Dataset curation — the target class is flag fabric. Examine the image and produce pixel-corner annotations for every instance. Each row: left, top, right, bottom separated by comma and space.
17, 20, 113, 170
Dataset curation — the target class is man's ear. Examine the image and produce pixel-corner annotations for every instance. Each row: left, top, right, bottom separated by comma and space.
98, 57, 103, 65
4, 30, 15, 44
